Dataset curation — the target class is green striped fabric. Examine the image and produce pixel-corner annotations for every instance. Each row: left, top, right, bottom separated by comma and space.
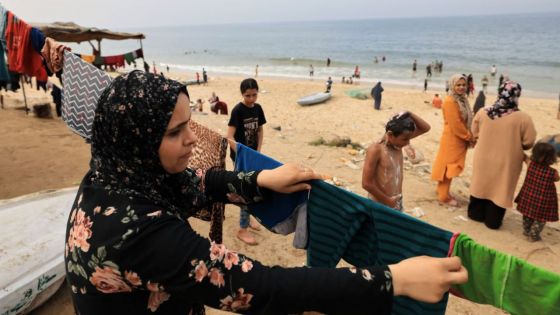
307, 180, 453, 315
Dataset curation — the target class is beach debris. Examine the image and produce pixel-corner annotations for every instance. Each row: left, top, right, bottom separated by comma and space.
454, 215, 469, 222
404, 145, 425, 164
412, 163, 431, 174
347, 148, 359, 156
339, 157, 360, 170
351, 156, 365, 163
404, 161, 413, 170
447, 205, 459, 212
308, 136, 364, 150
323, 175, 352, 191
270, 124, 282, 131
33, 103, 52, 118
406, 207, 425, 218
345, 89, 369, 100
306, 153, 315, 159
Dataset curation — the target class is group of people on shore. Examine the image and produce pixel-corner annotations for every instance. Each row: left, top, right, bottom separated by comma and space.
363, 73, 558, 245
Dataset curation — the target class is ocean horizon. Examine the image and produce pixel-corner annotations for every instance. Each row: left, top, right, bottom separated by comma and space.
68, 12, 560, 99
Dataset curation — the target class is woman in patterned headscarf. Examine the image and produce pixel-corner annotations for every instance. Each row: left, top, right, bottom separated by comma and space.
64, 70, 467, 314
431, 74, 474, 207
468, 80, 537, 229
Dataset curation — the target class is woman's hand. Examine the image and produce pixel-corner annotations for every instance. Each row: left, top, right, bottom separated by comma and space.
256, 163, 323, 193
389, 256, 468, 303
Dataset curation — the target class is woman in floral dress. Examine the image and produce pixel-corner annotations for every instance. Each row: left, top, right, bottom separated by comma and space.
65, 71, 467, 314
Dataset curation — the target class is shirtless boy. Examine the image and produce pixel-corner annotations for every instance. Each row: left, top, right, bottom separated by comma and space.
362, 111, 430, 211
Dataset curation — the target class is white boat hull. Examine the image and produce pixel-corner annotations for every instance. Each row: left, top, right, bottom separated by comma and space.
0, 187, 77, 315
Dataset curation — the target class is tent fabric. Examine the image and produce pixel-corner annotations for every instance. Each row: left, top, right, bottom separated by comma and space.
31, 22, 144, 43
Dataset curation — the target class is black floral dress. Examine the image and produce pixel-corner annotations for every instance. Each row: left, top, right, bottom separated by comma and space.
64, 71, 394, 314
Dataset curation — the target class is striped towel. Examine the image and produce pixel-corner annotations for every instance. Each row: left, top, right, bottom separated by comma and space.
62, 51, 112, 140
307, 180, 453, 315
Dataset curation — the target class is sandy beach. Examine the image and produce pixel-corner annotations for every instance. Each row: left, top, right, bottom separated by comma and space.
1, 73, 558, 315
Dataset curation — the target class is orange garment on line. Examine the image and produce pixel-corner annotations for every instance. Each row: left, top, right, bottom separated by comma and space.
81, 54, 95, 63
431, 95, 472, 182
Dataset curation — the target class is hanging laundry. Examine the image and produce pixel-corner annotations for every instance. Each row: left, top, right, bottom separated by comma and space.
51, 84, 62, 117
451, 233, 560, 315
103, 55, 125, 68
93, 55, 104, 67
41, 37, 69, 73
61, 51, 112, 139
307, 180, 453, 315
36, 79, 47, 92
0, 6, 10, 81
234, 143, 309, 232
0, 71, 19, 92
0, 5, 7, 47
186, 120, 228, 243
80, 54, 95, 64
124, 52, 134, 65
5, 11, 46, 81
29, 27, 45, 54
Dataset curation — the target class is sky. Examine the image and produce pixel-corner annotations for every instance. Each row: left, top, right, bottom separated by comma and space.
2, 0, 560, 29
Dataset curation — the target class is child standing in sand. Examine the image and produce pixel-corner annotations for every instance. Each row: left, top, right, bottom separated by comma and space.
227, 78, 266, 245
362, 111, 430, 211
515, 143, 559, 242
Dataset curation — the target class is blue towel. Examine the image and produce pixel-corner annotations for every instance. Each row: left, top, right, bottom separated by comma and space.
234, 143, 308, 230
307, 180, 453, 315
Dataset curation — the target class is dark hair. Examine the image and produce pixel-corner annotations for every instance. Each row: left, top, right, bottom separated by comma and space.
240, 78, 259, 93
531, 142, 557, 165
385, 112, 416, 136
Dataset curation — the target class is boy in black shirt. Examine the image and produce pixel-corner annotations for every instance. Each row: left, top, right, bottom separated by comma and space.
227, 78, 266, 244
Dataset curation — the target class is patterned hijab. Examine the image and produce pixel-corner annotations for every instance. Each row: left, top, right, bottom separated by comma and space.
448, 74, 473, 129
89, 70, 202, 218
485, 80, 522, 120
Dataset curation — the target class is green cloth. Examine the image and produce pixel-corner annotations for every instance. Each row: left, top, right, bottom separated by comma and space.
452, 234, 560, 315
93, 55, 104, 66
124, 52, 134, 65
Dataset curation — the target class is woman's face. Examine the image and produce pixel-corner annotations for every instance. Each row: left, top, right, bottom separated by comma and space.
454, 79, 467, 95
159, 93, 197, 173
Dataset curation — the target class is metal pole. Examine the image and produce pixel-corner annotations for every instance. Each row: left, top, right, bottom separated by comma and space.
20, 76, 29, 115
139, 39, 145, 61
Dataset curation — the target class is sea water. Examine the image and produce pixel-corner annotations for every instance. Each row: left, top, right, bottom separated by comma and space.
72, 12, 560, 98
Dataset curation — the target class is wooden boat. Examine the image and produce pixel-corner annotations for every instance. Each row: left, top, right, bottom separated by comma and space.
0, 187, 77, 315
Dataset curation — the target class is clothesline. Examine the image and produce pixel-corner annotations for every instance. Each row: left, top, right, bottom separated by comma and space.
0, 4, 145, 113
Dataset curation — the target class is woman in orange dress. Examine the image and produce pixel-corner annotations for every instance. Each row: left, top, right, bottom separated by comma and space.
431, 74, 474, 206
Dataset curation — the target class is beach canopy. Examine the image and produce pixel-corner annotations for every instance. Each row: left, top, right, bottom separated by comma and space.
31, 22, 145, 43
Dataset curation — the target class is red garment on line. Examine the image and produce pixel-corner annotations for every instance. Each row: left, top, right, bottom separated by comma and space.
5, 11, 47, 81
104, 55, 125, 67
